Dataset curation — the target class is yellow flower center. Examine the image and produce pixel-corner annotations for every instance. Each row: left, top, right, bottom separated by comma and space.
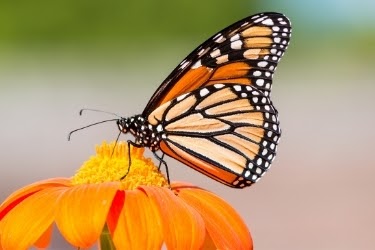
72, 141, 169, 189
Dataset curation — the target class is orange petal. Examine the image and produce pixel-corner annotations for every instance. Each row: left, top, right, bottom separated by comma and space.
0, 178, 71, 220
177, 187, 253, 250
0, 186, 66, 249
110, 189, 163, 250
200, 231, 217, 250
34, 223, 53, 248
55, 182, 119, 248
142, 186, 206, 250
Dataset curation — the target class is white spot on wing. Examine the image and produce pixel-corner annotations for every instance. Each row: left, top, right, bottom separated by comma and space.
191, 60, 202, 69
214, 83, 224, 89
258, 61, 268, 67
241, 21, 249, 27
231, 40, 243, 50
180, 60, 189, 70
199, 88, 210, 97
233, 85, 242, 91
230, 34, 240, 42
262, 18, 274, 26
156, 124, 163, 132
212, 33, 221, 40
244, 170, 251, 177
214, 35, 226, 43
256, 79, 264, 86
254, 16, 267, 23
210, 49, 221, 58
198, 48, 206, 56
176, 93, 188, 101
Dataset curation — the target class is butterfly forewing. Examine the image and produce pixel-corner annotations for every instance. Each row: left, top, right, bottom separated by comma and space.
148, 84, 281, 188
117, 12, 291, 188
143, 12, 291, 117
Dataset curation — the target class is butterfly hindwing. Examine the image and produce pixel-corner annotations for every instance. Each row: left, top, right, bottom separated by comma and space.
148, 84, 281, 188
143, 12, 291, 117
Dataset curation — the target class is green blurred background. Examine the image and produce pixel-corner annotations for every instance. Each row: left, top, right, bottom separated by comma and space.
1, 1, 374, 249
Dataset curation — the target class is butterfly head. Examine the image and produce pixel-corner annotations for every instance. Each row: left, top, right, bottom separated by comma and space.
116, 117, 130, 134
117, 115, 161, 150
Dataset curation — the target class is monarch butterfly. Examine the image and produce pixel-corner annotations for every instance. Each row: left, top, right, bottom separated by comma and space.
119, 12, 291, 188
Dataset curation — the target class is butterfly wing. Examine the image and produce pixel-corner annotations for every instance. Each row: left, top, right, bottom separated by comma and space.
142, 12, 291, 117
147, 84, 280, 188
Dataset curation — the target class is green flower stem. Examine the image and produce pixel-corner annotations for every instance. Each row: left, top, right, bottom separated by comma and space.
100, 224, 116, 250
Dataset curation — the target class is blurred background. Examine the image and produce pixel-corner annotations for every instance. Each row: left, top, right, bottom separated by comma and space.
1, 0, 374, 249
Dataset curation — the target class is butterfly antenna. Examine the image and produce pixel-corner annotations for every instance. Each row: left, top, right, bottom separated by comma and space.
67, 118, 119, 141
79, 108, 123, 118
111, 130, 122, 158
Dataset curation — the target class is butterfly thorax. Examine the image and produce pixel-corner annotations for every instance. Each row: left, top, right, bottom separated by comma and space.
117, 115, 162, 151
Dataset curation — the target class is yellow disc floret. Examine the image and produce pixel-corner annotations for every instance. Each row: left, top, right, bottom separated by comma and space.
72, 141, 168, 189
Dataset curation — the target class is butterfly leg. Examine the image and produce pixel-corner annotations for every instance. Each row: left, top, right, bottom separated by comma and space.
153, 152, 170, 186
120, 140, 142, 180
157, 153, 165, 170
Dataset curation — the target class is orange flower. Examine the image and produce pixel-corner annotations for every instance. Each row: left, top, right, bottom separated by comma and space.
0, 142, 252, 250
